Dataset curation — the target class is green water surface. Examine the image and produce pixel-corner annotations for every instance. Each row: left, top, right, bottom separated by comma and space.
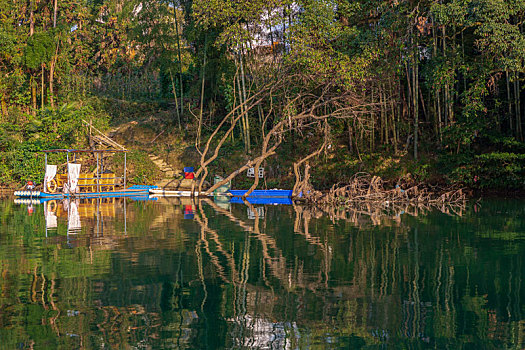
0, 197, 524, 349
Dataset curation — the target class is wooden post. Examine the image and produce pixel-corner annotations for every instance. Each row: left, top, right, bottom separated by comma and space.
41, 63, 45, 109
66, 151, 69, 193
124, 152, 127, 188
96, 152, 100, 193
44, 154, 48, 191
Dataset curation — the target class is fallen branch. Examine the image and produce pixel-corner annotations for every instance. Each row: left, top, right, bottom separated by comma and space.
298, 173, 466, 207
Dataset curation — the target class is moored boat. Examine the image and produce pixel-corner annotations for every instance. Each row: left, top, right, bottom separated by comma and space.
14, 149, 156, 199
149, 189, 206, 197
228, 189, 292, 198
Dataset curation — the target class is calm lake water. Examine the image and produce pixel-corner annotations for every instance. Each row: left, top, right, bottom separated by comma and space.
0, 196, 524, 349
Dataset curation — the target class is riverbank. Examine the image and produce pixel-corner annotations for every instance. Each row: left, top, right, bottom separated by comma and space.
2, 114, 524, 199
1, 99, 523, 197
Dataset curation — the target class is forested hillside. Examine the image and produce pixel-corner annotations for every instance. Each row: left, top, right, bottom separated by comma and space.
1, 0, 524, 191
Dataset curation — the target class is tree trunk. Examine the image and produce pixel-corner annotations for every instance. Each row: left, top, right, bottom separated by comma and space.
514, 74, 522, 140
436, 88, 442, 142
30, 0, 34, 36
346, 120, 352, 152
267, 9, 276, 61
432, 18, 442, 143
282, 7, 286, 50
397, 77, 402, 148
442, 25, 450, 125
53, 0, 58, 28
405, 61, 412, 122
389, 79, 397, 152
412, 39, 419, 160
30, 0, 36, 115
31, 77, 37, 116
49, 41, 59, 109
239, 50, 250, 153
383, 87, 388, 144
50, 0, 59, 109
41, 63, 45, 109
370, 89, 375, 151
419, 85, 427, 122
506, 70, 513, 132
193, 83, 269, 194
172, 2, 184, 120
197, 35, 208, 148
169, 69, 181, 128
0, 95, 7, 119
236, 73, 247, 148
380, 85, 385, 144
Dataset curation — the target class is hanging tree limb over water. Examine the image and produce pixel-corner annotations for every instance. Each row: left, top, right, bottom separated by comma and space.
196, 69, 379, 197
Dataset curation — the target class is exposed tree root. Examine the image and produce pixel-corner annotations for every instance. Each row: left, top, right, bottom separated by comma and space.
298, 172, 466, 207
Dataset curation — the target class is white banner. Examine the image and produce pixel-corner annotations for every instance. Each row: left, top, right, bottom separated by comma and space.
44, 164, 57, 190
67, 163, 82, 193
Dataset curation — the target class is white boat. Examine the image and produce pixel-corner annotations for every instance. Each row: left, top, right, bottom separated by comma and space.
149, 189, 209, 197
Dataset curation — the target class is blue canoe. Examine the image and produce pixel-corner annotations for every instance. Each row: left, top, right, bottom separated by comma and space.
14, 185, 157, 199
14, 194, 156, 204
228, 190, 292, 198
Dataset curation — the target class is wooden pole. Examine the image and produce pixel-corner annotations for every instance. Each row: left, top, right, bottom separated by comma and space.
44, 154, 48, 191
124, 152, 127, 188
66, 151, 69, 193
41, 63, 45, 109
96, 152, 100, 193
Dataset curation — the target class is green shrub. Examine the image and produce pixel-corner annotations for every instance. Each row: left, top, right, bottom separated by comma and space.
448, 152, 525, 189
11, 141, 47, 185
0, 102, 110, 185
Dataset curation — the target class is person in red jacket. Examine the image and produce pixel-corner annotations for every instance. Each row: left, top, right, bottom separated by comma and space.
26, 180, 35, 191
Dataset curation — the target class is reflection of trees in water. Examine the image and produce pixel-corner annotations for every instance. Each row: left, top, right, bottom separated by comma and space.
0, 199, 524, 348
194, 200, 524, 348
300, 200, 467, 227
0, 199, 186, 348
201, 199, 327, 292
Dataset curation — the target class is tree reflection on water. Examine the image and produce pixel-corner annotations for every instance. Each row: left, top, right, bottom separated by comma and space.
0, 197, 523, 348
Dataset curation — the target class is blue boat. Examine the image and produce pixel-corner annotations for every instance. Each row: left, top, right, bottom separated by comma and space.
14, 193, 157, 204
15, 186, 156, 199
14, 191, 66, 199
228, 190, 292, 198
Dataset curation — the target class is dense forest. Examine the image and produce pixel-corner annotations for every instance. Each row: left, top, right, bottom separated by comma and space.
1, 0, 524, 191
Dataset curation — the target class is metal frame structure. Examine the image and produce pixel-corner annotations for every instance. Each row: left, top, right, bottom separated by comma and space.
42, 149, 128, 193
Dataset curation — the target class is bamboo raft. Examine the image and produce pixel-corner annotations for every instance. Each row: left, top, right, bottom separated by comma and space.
13, 149, 157, 199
